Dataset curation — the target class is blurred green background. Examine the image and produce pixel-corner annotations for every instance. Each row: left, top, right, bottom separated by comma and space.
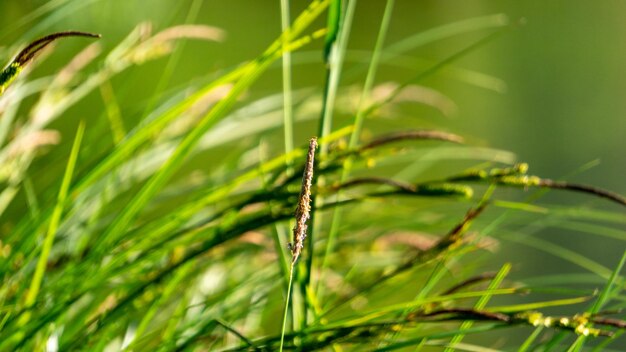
1, 0, 625, 307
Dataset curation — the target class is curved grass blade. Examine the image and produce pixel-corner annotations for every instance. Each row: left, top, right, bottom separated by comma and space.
0, 31, 100, 95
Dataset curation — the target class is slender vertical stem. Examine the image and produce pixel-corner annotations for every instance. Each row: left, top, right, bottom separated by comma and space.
20, 121, 85, 327
348, 0, 395, 148
317, 0, 356, 155
280, 0, 294, 168
316, 0, 394, 300
279, 265, 296, 352
308, 1, 358, 324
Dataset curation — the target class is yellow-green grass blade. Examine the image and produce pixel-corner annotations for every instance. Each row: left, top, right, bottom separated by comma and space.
90, 0, 331, 252
445, 263, 511, 351
19, 121, 85, 326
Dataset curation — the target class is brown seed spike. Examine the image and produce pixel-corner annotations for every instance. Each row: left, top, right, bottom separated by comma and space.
290, 137, 317, 264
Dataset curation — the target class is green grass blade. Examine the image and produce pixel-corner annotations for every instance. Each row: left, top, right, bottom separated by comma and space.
501, 231, 612, 279
20, 121, 85, 325
386, 14, 509, 55
316, 0, 394, 311
95, 0, 331, 252
518, 326, 544, 352
317, 0, 356, 153
280, 0, 294, 163
568, 250, 626, 351
323, 0, 341, 62
302, 0, 356, 331
348, 0, 394, 148
486, 296, 591, 313
445, 263, 511, 351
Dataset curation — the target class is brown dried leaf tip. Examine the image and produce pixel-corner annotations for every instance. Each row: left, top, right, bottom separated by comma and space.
289, 137, 317, 264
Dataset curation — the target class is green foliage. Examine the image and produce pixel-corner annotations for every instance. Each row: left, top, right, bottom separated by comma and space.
0, 2, 625, 351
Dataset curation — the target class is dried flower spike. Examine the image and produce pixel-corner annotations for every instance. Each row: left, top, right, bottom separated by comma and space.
289, 137, 317, 263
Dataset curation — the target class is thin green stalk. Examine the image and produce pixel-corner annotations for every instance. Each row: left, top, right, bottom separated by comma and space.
280, 0, 294, 167
276, 0, 295, 296
279, 264, 296, 352
349, 0, 394, 148
316, 0, 394, 300
20, 121, 85, 326
518, 326, 544, 352
95, 0, 330, 253
317, 0, 356, 154
305, 0, 356, 328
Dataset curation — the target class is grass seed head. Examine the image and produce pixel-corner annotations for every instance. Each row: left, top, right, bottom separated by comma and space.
290, 137, 317, 264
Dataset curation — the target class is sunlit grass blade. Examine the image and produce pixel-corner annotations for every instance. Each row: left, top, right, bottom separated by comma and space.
19, 121, 84, 326
93, 0, 331, 253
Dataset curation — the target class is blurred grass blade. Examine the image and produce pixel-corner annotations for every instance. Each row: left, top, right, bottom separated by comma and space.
386, 14, 509, 55
501, 231, 612, 279
518, 326, 544, 352
486, 296, 591, 313
323, 0, 341, 63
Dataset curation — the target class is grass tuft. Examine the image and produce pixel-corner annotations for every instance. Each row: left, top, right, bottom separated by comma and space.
0, 3, 625, 351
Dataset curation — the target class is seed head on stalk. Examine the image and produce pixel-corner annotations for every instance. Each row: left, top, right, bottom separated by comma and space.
289, 137, 317, 264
